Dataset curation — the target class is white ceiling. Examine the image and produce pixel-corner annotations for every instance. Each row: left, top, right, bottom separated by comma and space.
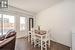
9, 0, 63, 14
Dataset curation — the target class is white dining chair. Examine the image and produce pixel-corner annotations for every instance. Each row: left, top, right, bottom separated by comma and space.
28, 30, 31, 42
28, 27, 38, 44
34, 30, 50, 50
31, 28, 36, 44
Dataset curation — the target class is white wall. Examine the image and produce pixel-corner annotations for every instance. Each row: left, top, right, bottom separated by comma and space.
36, 0, 75, 47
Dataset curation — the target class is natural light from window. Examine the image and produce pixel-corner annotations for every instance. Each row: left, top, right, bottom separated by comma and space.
20, 17, 26, 31
0, 14, 15, 35
0, 14, 1, 35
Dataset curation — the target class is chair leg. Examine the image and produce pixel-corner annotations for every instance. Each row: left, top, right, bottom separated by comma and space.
45, 41, 47, 50
34, 39, 36, 47
28, 35, 30, 42
48, 40, 50, 48
31, 38, 33, 44
41, 40, 43, 50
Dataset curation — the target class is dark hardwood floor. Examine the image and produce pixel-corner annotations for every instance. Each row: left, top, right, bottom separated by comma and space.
15, 37, 70, 50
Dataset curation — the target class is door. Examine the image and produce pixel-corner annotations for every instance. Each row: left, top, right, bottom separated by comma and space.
29, 18, 34, 31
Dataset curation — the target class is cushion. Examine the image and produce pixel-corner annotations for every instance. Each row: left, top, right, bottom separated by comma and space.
0, 35, 5, 41
5, 29, 16, 38
6, 32, 16, 38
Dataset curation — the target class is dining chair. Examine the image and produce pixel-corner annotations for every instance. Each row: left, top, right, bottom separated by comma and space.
28, 31, 31, 42
30, 28, 36, 44
34, 30, 50, 50
28, 27, 38, 44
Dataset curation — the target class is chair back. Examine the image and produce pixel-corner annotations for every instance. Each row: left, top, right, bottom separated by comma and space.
41, 30, 50, 40
46, 30, 50, 39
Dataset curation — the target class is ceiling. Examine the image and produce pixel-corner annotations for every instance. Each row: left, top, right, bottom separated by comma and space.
9, 0, 63, 14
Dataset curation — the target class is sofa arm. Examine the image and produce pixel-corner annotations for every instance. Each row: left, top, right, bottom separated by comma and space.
0, 36, 16, 50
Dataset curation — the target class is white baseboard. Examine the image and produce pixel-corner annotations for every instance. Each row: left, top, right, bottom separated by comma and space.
16, 35, 27, 38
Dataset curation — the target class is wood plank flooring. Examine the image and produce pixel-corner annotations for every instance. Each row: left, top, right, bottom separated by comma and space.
15, 37, 70, 50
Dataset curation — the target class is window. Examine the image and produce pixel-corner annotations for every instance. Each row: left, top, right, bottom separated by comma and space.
0, 14, 15, 35
20, 17, 26, 31
3, 14, 15, 35
0, 14, 2, 35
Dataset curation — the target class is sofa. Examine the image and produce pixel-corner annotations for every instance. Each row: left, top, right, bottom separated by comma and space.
0, 30, 16, 50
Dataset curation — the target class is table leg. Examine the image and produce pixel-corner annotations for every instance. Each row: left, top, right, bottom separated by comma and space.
41, 36, 43, 50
